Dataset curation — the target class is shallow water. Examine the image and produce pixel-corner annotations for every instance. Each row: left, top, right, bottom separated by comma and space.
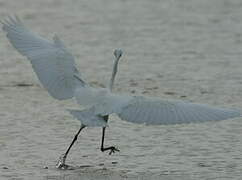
0, 0, 242, 179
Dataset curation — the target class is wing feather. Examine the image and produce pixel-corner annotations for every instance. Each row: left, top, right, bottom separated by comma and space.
2, 16, 86, 100
116, 96, 240, 125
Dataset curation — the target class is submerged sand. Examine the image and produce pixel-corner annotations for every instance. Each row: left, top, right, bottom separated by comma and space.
0, 0, 242, 179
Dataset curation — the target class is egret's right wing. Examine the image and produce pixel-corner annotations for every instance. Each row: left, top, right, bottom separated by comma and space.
73, 85, 240, 125
2, 16, 86, 100
116, 96, 240, 125
90, 92, 240, 125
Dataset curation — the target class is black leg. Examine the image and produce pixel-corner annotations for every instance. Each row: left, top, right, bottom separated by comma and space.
100, 116, 119, 155
56, 124, 85, 169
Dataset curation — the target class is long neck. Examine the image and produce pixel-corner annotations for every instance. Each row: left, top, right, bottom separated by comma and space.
108, 59, 119, 92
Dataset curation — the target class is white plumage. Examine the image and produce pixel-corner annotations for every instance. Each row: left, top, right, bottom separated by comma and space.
2, 16, 240, 127
68, 108, 108, 127
116, 96, 240, 125
73, 86, 240, 125
2, 16, 85, 100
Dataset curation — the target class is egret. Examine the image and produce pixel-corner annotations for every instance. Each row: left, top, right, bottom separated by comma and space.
2, 17, 241, 169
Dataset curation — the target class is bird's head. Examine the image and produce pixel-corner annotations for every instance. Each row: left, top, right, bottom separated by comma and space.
114, 49, 123, 61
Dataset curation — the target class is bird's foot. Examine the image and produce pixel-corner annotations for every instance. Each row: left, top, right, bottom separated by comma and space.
101, 146, 120, 155
56, 154, 69, 170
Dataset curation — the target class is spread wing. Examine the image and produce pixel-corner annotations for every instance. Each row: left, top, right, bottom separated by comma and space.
88, 92, 240, 125
2, 16, 86, 100
116, 96, 240, 125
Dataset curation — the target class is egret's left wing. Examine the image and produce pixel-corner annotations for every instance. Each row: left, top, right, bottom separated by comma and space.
2, 16, 86, 100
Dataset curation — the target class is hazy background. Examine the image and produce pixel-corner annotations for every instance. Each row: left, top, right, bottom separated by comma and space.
0, 0, 242, 179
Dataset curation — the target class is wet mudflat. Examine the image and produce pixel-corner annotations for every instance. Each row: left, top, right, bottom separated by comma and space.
0, 0, 242, 179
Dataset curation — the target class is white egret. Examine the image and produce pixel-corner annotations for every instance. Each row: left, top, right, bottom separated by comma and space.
2, 17, 240, 169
